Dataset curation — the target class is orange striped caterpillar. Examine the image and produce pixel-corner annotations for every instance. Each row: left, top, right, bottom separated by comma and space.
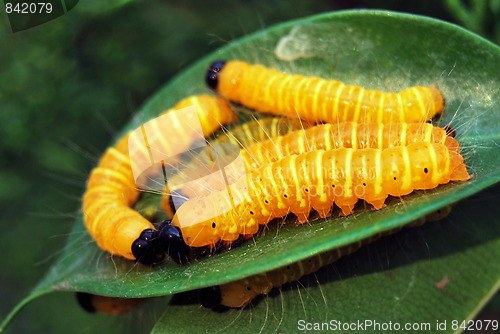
161, 117, 310, 216
82, 94, 236, 265
76, 292, 146, 315
165, 122, 458, 207
170, 140, 470, 248
199, 205, 454, 308
206, 60, 444, 124
243, 122, 457, 170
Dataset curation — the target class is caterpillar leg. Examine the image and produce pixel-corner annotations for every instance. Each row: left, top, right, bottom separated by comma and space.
368, 199, 387, 211
450, 164, 472, 181
296, 212, 310, 224
317, 208, 332, 219
336, 197, 358, 216
338, 204, 355, 216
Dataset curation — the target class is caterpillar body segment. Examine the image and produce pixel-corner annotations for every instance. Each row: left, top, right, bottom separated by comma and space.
82, 95, 236, 263
212, 117, 310, 149
207, 246, 354, 309
76, 292, 146, 315
200, 205, 454, 308
83, 135, 151, 260
207, 60, 444, 124
172, 140, 470, 248
160, 117, 310, 215
127, 95, 237, 173
166, 122, 456, 205
167, 94, 238, 137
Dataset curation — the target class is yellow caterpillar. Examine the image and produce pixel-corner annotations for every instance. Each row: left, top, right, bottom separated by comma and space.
169, 122, 456, 204
82, 95, 236, 264
171, 140, 470, 248
207, 60, 444, 124
76, 292, 146, 315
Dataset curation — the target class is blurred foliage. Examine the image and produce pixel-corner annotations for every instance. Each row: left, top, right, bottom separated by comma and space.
444, 0, 500, 44
0, 0, 499, 333
0, 1, 335, 333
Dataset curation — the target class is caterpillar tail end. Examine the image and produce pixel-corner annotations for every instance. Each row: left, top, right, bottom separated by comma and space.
206, 60, 226, 90
429, 85, 445, 116
441, 134, 472, 182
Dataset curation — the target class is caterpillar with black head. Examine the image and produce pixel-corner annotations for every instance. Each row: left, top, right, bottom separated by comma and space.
165, 122, 458, 205
82, 95, 236, 265
198, 205, 454, 308
206, 60, 444, 124
168, 139, 470, 248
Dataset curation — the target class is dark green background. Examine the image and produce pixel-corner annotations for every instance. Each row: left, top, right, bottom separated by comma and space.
1, 1, 499, 333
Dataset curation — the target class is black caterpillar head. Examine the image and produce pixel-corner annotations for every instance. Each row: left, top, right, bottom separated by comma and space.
157, 220, 190, 264
206, 60, 226, 90
443, 125, 456, 138
131, 229, 166, 265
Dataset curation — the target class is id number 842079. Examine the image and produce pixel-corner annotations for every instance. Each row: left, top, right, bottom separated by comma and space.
5, 2, 52, 14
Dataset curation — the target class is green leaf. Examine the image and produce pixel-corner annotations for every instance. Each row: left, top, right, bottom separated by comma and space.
3, 9, 500, 332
